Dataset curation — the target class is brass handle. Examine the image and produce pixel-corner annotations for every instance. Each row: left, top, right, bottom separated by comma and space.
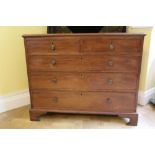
107, 79, 113, 85
107, 61, 113, 66
51, 59, 56, 65
109, 44, 114, 50
51, 78, 57, 83
51, 43, 55, 51
106, 98, 112, 104
80, 73, 85, 79
52, 97, 58, 103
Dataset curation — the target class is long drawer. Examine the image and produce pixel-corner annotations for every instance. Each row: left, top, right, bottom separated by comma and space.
30, 72, 138, 91
25, 37, 141, 56
28, 55, 140, 72
31, 91, 136, 113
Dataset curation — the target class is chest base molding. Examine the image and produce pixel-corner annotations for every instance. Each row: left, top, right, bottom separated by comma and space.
29, 109, 138, 126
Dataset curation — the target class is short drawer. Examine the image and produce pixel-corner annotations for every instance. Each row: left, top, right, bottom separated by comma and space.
82, 38, 141, 55
25, 37, 80, 55
83, 55, 140, 72
28, 55, 81, 71
31, 91, 136, 113
30, 72, 138, 91
28, 55, 140, 72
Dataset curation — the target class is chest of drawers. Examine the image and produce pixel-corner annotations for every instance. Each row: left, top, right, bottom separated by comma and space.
23, 33, 145, 126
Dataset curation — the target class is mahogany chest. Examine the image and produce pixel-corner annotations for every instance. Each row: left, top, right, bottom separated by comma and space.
23, 33, 145, 126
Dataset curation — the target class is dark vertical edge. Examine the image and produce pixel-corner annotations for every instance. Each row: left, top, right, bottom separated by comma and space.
135, 36, 145, 109
23, 37, 33, 109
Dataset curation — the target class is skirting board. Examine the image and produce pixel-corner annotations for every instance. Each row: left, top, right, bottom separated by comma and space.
0, 90, 30, 113
138, 87, 155, 105
0, 87, 155, 113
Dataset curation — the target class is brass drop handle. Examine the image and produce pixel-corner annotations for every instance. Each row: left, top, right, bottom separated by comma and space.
52, 97, 58, 103
107, 79, 113, 85
51, 78, 57, 83
51, 59, 56, 65
80, 73, 85, 79
107, 60, 113, 66
106, 98, 112, 104
51, 43, 55, 51
109, 43, 114, 50
51, 44, 55, 50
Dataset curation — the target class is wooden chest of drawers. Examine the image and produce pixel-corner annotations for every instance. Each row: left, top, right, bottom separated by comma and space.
23, 33, 145, 126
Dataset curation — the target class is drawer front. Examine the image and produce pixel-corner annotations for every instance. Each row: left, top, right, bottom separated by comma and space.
82, 38, 141, 54
28, 55, 140, 72
82, 38, 112, 52
113, 39, 141, 53
30, 72, 137, 91
83, 56, 140, 72
28, 55, 81, 72
32, 91, 136, 113
26, 37, 80, 55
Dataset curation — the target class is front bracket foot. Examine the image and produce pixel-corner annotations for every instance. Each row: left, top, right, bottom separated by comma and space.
119, 113, 138, 126
29, 109, 47, 121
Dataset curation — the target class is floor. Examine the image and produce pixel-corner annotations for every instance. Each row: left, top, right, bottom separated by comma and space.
0, 104, 155, 129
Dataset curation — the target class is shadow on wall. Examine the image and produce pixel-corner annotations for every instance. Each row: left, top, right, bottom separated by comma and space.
147, 58, 155, 89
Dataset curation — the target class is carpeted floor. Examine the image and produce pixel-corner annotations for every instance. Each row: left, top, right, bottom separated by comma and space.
0, 104, 155, 129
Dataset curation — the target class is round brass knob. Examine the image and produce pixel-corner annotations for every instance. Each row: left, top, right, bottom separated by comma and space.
109, 44, 114, 50
51, 59, 56, 65
51, 44, 55, 51
107, 79, 113, 85
52, 97, 58, 103
52, 78, 57, 83
106, 98, 112, 104
80, 73, 85, 79
107, 61, 113, 66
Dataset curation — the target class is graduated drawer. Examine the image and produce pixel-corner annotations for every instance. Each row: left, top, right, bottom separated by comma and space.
28, 55, 140, 72
30, 72, 137, 91
31, 91, 136, 113
25, 37, 80, 55
82, 38, 141, 55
